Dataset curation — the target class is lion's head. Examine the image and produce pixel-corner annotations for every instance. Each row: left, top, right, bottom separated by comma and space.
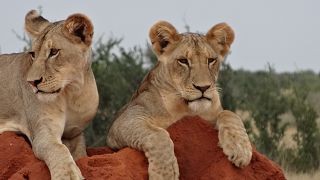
25, 10, 94, 101
149, 21, 234, 112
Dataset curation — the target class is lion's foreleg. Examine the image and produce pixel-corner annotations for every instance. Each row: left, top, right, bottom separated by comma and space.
215, 110, 252, 167
107, 113, 179, 180
31, 120, 83, 180
62, 132, 87, 160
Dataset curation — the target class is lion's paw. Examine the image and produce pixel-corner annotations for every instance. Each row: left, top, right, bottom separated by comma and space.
51, 161, 84, 180
148, 156, 179, 180
218, 127, 252, 168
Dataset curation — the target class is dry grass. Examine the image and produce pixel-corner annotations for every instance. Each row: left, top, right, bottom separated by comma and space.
285, 170, 320, 180
236, 101, 320, 180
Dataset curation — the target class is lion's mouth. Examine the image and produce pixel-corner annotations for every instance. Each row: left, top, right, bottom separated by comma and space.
185, 96, 211, 103
36, 88, 61, 94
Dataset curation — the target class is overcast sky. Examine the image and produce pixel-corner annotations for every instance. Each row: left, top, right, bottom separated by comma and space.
0, 0, 319, 72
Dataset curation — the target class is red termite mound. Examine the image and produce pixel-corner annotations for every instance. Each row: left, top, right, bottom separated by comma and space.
0, 117, 286, 180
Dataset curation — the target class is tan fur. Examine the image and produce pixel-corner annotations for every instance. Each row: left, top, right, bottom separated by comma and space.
107, 21, 252, 180
0, 10, 98, 180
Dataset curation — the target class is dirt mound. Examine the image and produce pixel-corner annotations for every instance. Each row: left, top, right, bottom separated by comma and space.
0, 117, 286, 180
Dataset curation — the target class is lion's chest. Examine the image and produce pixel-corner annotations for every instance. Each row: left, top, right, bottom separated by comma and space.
63, 105, 96, 138
63, 94, 98, 138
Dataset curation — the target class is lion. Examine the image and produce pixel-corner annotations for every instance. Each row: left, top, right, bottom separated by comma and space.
107, 21, 252, 179
0, 10, 98, 180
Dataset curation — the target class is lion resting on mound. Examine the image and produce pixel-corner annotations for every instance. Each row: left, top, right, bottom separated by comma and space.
0, 10, 98, 180
107, 21, 252, 179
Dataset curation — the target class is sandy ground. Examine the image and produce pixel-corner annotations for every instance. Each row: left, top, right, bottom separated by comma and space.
285, 171, 320, 180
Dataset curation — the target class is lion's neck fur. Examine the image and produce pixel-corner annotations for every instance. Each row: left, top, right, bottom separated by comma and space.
63, 67, 98, 138
152, 63, 177, 92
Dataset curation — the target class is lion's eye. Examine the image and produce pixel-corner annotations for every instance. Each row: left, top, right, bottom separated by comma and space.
208, 58, 217, 65
177, 58, 189, 66
28, 51, 35, 60
49, 48, 60, 58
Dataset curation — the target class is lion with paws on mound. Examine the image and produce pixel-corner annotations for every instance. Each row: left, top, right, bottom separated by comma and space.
0, 10, 98, 180
107, 21, 252, 179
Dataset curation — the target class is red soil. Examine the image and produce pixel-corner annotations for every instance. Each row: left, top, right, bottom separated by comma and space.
0, 117, 286, 180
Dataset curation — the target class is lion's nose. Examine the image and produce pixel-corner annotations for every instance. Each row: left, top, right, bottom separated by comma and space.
28, 77, 43, 88
193, 84, 210, 93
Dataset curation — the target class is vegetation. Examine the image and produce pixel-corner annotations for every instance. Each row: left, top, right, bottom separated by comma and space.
219, 64, 320, 172
85, 38, 149, 146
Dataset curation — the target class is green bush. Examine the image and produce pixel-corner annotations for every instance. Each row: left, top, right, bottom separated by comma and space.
85, 38, 149, 146
219, 64, 320, 172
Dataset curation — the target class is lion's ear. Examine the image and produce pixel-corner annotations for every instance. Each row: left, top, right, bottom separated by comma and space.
206, 23, 235, 57
149, 21, 180, 56
25, 10, 50, 40
63, 13, 94, 46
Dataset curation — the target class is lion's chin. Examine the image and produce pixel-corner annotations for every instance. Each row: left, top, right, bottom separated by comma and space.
36, 93, 59, 102
188, 99, 212, 113
36, 88, 62, 102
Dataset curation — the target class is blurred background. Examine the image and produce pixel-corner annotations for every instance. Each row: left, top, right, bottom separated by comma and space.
0, 1, 319, 179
